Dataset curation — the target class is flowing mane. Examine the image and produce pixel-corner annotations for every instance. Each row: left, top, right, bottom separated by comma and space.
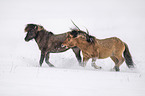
69, 29, 96, 43
25, 23, 53, 34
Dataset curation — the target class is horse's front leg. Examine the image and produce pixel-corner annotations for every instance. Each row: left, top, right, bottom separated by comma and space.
81, 52, 90, 67
45, 52, 55, 67
91, 57, 102, 69
82, 57, 89, 67
40, 51, 46, 66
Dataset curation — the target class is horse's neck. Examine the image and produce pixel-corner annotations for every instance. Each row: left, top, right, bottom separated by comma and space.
77, 39, 99, 58
34, 31, 53, 45
76, 40, 91, 51
35, 31, 43, 43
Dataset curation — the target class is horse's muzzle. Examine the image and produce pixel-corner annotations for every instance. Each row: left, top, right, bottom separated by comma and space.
24, 37, 29, 42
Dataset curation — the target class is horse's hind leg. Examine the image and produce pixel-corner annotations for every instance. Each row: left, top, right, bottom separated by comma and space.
91, 58, 102, 69
110, 56, 119, 71
116, 56, 124, 70
72, 47, 82, 65
111, 56, 124, 71
45, 53, 54, 67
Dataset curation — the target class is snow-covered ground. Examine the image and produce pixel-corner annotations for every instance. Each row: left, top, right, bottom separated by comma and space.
0, 0, 145, 96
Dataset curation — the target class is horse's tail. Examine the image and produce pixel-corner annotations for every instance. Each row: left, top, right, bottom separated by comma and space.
123, 43, 134, 68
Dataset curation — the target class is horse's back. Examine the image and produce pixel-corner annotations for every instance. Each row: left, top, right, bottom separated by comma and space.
47, 33, 69, 53
97, 37, 117, 48
104, 37, 125, 56
96, 37, 125, 58
98, 37, 124, 46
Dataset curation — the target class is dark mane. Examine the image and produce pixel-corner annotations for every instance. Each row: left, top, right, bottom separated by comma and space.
25, 24, 54, 35
25, 24, 37, 31
70, 29, 95, 43
70, 30, 78, 38
45, 31, 54, 35
70, 29, 87, 37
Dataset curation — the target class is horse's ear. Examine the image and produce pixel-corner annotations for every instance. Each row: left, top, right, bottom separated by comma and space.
34, 26, 37, 30
66, 33, 72, 38
69, 33, 74, 38
24, 24, 29, 32
37, 25, 44, 31
24, 28, 27, 32
66, 33, 69, 37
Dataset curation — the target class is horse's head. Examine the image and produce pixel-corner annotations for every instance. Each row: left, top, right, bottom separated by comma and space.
62, 29, 96, 48
62, 29, 94, 48
61, 32, 77, 48
24, 24, 44, 41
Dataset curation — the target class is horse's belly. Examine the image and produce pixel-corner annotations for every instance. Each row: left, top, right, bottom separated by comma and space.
98, 49, 112, 59
99, 54, 110, 59
48, 47, 69, 53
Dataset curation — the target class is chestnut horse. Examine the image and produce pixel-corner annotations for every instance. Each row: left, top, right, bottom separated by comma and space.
24, 24, 82, 67
62, 30, 134, 71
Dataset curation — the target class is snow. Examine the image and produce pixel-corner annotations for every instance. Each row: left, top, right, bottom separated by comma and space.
0, 0, 145, 96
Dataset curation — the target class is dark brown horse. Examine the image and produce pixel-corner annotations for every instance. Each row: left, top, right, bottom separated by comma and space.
24, 24, 82, 67
62, 30, 134, 71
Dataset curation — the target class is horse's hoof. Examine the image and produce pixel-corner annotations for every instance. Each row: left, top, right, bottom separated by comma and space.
94, 66, 102, 69
82, 64, 85, 67
79, 63, 83, 67
113, 66, 120, 71
80, 65, 85, 67
97, 66, 102, 69
49, 64, 55, 67
40, 64, 42, 67
79, 63, 85, 67
115, 69, 120, 71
